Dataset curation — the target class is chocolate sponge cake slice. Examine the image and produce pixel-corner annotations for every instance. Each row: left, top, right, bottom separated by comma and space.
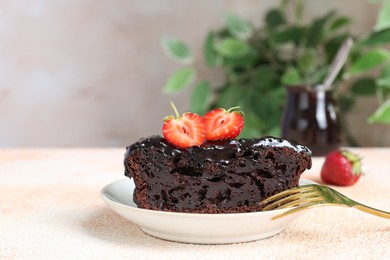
124, 135, 311, 214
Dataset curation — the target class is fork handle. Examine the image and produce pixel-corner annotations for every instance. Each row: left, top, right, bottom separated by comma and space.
353, 204, 390, 219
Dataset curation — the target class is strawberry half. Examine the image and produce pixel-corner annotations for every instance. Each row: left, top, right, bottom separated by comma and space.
203, 107, 244, 141
320, 149, 363, 186
162, 102, 206, 149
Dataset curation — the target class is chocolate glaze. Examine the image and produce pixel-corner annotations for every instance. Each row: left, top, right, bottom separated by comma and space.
124, 135, 312, 214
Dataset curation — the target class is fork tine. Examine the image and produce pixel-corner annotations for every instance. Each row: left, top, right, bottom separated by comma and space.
259, 185, 315, 206
261, 191, 319, 211
271, 202, 328, 220
276, 196, 326, 209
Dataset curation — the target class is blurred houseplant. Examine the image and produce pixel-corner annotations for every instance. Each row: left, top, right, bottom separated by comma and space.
161, 0, 390, 144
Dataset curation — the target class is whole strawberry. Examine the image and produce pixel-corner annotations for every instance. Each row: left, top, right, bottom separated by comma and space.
320, 149, 363, 186
162, 102, 206, 148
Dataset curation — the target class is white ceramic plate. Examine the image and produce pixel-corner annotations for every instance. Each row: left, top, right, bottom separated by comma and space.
101, 178, 314, 244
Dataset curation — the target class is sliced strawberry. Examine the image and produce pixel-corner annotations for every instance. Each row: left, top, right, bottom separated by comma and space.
162, 102, 206, 148
204, 107, 244, 141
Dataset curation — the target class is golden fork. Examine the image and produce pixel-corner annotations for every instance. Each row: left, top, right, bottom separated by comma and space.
259, 184, 390, 220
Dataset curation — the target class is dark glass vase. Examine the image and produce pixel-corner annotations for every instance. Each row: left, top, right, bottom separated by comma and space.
281, 85, 341, 156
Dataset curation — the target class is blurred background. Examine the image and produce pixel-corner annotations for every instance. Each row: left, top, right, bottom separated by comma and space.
0, 0, 388, 147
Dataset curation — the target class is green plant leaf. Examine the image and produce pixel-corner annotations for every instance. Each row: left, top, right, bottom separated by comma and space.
215, 85, 251, 108
350, 78, 377, 96
360, 28, 390, 46
274, 42, 298, 62
222, 47, 259, 69
380, 62, 390, 78
280, 0, 289, 11
376, 78, 390, 88
376, 63, 390, 87
368, 100, 390, 123
254, 66, 279, 90
224, 13, 253, 39
265, 9, 286, 28
239, 109, 267, 138
330, 16, 351, 31
161, 37, 193, 65
378, 85, 390, 101
306, 11, 335, 47
376, 65, 390, 100
163, 68, 196, 93
348, 49, 390, 76
298, 49, 316, 73
281, 67, 303, 85
251, 89, 284, 128
250, 87, 285, 136
349, 48, 364, 65
377, 78, 390, 88
191, 81, 212, 115
215, 86, 240, 108
204, 32, 222, 67
268, 126, 281, 138
324, 34, 349, 64
214, 38, 251, 58
239, 113, 263, 138
375, 0, 390, 31
271, 26, 305, 44
308, 66, 329, 85
337, 95, 355, 113
295, 0, 305, 24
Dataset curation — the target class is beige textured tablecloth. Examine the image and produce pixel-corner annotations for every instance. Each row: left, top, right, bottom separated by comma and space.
1, 148, 390, 259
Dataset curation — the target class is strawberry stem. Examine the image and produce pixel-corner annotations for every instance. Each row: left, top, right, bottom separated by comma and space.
170, 101, 180, 118
227, 106, 241, 113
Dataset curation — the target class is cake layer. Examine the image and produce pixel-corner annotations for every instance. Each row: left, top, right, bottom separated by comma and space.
124, 135, 311, 213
